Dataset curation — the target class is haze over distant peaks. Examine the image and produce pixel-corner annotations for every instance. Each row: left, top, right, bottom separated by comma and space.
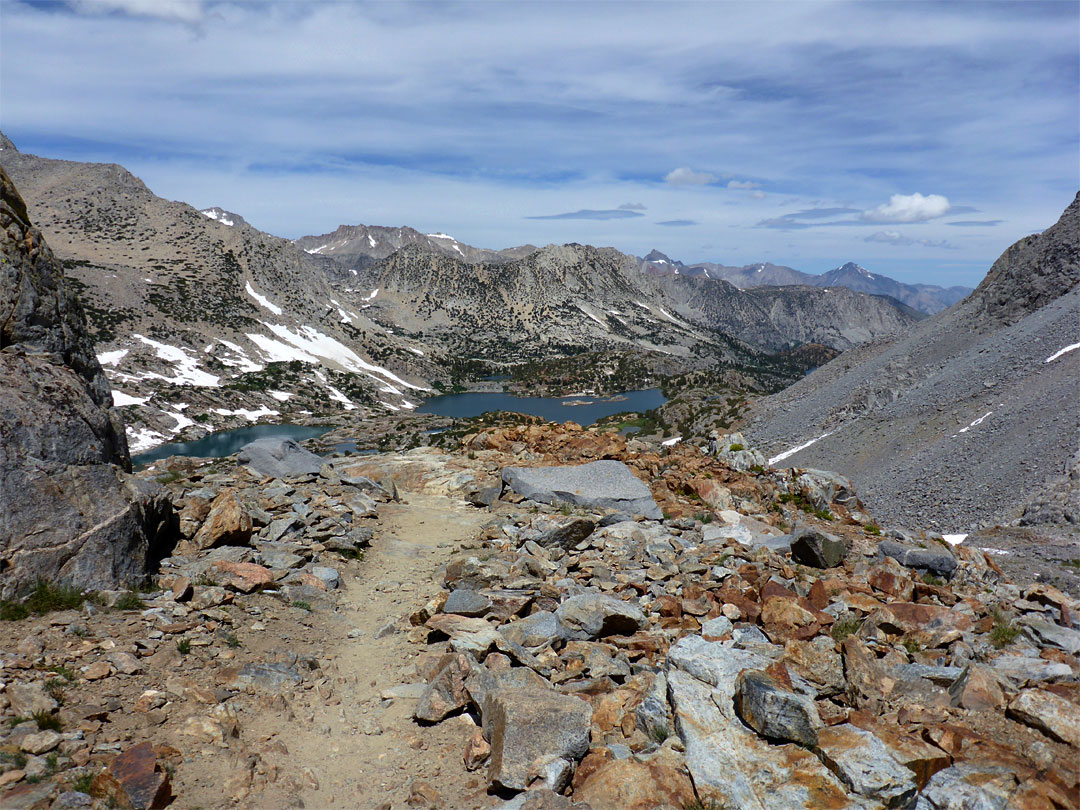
641, 253, 973, 314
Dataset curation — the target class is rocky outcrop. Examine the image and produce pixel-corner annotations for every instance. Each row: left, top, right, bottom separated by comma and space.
0, 167, 172, 598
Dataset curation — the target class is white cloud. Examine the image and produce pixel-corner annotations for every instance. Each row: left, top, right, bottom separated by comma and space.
665, 167, 716, 186
67, 0, 204, 22
750, 190, 767, 199
863, 192, 951, 223
726, 180, 761, 190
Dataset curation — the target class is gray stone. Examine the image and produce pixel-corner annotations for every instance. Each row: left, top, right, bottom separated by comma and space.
502, 460, 662, 519
815, 725, 918, 808
264, 517, 302, 543
734, 669, 822, 747
237, 438, 324, 479
482, 688, 592, 792
554, 592, 647, 639
226, 661, 303, 692
916, 763, 1020, 809
878, 540, 958, 579
50, 792, 94, 810
309, 566, 340, 589
635, 671, 670, 740
536, 518, 596, 549
700, 616, 733, 638
499, 611, 566, 648
789, 527, 848, 568
1016, 613, 1080, 655
444, 589, 492, 617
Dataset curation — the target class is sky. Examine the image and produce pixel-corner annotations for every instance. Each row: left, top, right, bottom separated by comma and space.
1, 0, 1077, 287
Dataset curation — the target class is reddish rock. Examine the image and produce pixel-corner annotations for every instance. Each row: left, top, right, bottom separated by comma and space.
868, 565, 914, 601
190, 488, 252, 550
92, 741, 172, 810
212, 561, 273, 593
948, 665, 1006, 712
760, 596, 820, 642
573, 752, 696, 810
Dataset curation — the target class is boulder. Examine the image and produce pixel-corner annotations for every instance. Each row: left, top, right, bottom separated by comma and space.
878, 540, 958, 579
0, 169, 173, 599
190, 489, 253, 550
237, 438, 324, 479
482, 688, 592, 792
1007, 688, 1080, 747
91, 741, 172, 810
502, 460, 662, 519
789, 527, 848, 568
734, 669, 822, 747
814, 725, 917, 808
554, 592, 647, 639
414, 653, 476, 723
573, 752, 696, 810
444, 589, 492, 618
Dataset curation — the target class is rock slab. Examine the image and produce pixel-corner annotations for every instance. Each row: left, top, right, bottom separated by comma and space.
502, 460, 663, 519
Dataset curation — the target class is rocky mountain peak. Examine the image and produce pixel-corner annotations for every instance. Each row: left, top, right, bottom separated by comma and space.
968, 191, 1079, 325
0, 131, 17, 153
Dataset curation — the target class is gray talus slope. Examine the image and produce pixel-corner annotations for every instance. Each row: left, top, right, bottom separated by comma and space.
1, 168, 170, 598
743, 192, 1080, 531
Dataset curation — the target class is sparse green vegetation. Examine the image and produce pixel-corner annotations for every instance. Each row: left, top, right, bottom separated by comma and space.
831, 616, 863, 643
47, 664, 77, 682
0, 751, 28, 769
33, 710, 62, 731
114, 590, 145, 611
292, 600, 312, 612
865, 523, 881, 536
990, 609, 1020, 648
727, 443, 744, 452
224, 633, 241, 649
921, 572, 945, 587
176, 638, 192, 655
0, 579, 92, 621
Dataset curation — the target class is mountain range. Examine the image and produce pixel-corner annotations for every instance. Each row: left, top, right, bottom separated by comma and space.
743, 192, 1080, 531
0, 132, 920, 455
641, 251, 972, 314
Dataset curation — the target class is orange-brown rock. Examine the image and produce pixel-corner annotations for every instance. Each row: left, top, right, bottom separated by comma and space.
91, 741, 172, 810
573, 752, 696, 810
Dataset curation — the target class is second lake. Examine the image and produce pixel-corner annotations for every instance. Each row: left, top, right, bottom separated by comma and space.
414, 388, 666, 425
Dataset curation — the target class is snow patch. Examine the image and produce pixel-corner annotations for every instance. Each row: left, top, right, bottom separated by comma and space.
269, 390, 293, 402
1044, 342, 1080, 364
260, 322, 428, 390
661, 436, 683, 447
578, 306, 608, 329
127, 427, 167, 453
408, 347, 425, 356
958, 411, 991, 434
213, 406, 279, 421
217, 339, 264, 373
363, 288, 379, 302
368, 234, 376, 248
942, 534, 967, 546
769, 431, 834, 466
201, 209, 234, 226
132, 335, 220, 387
112, 391, 149, 407
97, 349, 128, 366
167, 409, 196, 432
305, 244, 329, 255
245, 282, 283, 315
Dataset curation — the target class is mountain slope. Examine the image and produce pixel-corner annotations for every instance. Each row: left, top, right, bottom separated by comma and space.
294, 223, 537, 271
0, 134, 435, 450
742, 193, 1080, 531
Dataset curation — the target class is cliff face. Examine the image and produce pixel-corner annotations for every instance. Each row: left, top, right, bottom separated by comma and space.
0, 168, 170, 598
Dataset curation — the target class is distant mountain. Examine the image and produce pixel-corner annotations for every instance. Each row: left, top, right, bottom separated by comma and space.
815, 262, 972, 314
743, 193, 1080, 531
640, 251, 972, 314
294, 223, 537, 272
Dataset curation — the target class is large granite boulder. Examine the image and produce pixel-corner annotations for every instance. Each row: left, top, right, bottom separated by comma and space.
502, 460, 662, 519
0, 168, 172, 599
237, 438, 324, 479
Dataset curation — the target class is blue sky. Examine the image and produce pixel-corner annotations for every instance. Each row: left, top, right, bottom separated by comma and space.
1, 0, 1077, 286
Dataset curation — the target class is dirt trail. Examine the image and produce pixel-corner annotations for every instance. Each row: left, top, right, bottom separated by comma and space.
272, 492, 494, 810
